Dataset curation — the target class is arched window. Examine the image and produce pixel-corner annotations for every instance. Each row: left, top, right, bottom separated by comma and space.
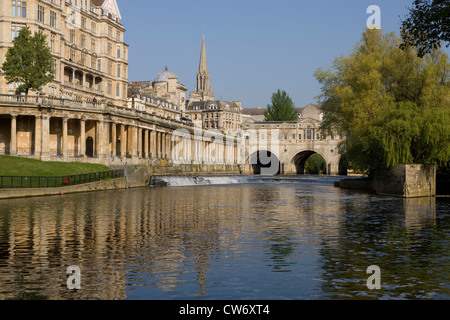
306, 126, 312, 140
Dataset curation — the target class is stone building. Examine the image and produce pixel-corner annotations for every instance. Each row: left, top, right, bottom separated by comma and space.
188, 35, 214, 103
0, 0, 129, 105
185, 35, 243, 135
0, 1, 242, 168
128, 66, 188, 116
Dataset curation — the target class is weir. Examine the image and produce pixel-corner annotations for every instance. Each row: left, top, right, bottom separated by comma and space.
149, 175, 342, 187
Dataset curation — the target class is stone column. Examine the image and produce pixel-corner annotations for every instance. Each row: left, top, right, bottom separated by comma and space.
62, 118, 68, 158
111, 122, 117, 156
10, 115, 17, 155
80, 119, 86, 157
167, 133, 171, 160
144, 129, 149, 159
41, 115, 50, 159
34, 116, 42, 157
161, 132, 167, 159
131, 125, 138, 158
138, 127, 143, 158
103, 121, 109, 159
120, 125, 126, 156
155, 131, 160, 159
150, 130, 156, 159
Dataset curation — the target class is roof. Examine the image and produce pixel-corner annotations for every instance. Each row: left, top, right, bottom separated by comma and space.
154, 66, 177, 83
187, 100, 241, 111
242, 104, 321, 116
91, 0, 105, 6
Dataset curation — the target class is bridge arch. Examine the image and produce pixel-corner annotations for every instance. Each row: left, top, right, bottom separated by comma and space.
291, 150, 328, 175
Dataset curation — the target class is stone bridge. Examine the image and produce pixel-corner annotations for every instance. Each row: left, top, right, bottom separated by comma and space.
240, 104, 346, 176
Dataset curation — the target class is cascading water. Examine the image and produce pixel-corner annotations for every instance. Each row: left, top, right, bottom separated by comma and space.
149, 175, 345, 187
150, 175, 256, 187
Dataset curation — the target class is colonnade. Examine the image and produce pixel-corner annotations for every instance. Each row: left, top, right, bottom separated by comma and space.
1, 113, 240, 166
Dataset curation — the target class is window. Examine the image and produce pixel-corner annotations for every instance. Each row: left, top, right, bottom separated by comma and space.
9, 82, 24, 95
97, 59, 101, 71
81, 34, 85, 48
37, 5, 45, 22
292, 134, 296, 140
91, 39, 95, 51
12, 1, 27, 18
299, 134, 302, 140
91, 21, 96, 33
81, 16, 86, 29
70, 29, 75, 43
117, 64, 120, 77
107, 81, 112, 95
70, 49, 75, 62
107, 42, 112, 56
50, 34, 55, 52
11, 25, 23, 42
50, 11, 56, 27
116, 83, 120, 97
108, 61, 112, 75
117, 45, 120, 58
306, 126, 312, 140
91, 57, 96, 69
80, 53, 85, 66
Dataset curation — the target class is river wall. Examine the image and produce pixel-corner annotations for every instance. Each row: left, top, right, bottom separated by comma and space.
0, 164, 242, 199
0, 177, 128, 200
338, 164, 437, 198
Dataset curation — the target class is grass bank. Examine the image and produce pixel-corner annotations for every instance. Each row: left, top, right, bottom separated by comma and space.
0, 156, 110, 176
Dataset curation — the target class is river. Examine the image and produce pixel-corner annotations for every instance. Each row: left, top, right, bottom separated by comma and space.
0, 175, 448, 300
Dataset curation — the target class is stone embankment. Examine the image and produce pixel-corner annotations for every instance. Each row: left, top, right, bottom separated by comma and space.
337, 165, 437, 198
0, 164, 242, 199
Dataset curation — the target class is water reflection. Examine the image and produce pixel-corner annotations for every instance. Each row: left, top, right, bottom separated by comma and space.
0, 178, 448, 300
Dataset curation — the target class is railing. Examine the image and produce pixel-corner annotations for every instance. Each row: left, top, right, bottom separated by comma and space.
0, 169, 124, 189
0, 94, 195, 130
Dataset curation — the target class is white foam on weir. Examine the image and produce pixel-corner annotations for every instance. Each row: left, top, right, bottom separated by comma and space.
155, 175, 255, 187
152, 175, 343, 187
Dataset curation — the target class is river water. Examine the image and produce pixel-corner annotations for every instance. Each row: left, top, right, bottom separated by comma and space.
0, 175, 448, 300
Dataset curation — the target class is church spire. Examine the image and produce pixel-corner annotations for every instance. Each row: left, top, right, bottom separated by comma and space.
193, 34, 214, 101
199, 34, 208, 74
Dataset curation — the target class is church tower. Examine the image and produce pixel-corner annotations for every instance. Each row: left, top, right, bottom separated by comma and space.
190, 35, 215, 102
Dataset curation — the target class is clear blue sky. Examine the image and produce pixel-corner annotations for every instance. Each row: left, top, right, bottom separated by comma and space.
118, 0, 445, 109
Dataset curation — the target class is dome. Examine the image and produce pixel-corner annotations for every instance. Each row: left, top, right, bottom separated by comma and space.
154, 66, 177, 83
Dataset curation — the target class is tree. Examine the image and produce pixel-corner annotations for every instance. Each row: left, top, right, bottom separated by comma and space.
304, 153, 327, 175
2, 27, 54, 95
315, 29, 450, 173
400, 0, 450, 57
264, 90, 298, 121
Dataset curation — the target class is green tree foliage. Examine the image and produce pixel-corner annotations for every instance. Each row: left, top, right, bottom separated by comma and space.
315, 29, 450, 173
304, 153, 327, 175
2, 27, 54, 95
264, 90, 298, 121
400, 0, 450, 57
